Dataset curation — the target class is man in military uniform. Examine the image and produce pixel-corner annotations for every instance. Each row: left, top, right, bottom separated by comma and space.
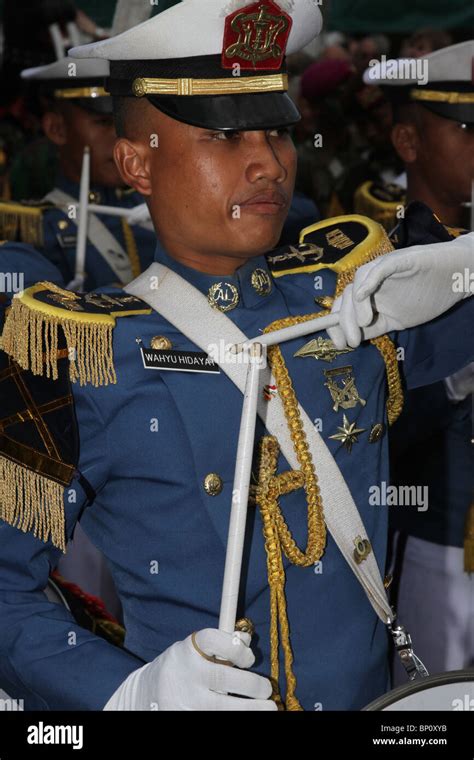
0, 57, 157, 291
0, 1, 472, 712
366, 41, 474, 681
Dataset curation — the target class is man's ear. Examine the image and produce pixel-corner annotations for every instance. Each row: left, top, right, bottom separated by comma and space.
113, 139, 152, 197
391, 122, 419, 164
42, 110, 68, 147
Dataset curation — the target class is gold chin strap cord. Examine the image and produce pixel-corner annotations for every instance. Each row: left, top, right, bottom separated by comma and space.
132, 73, 288, 97
53, 86, 109, 99
410, 89, 474, 104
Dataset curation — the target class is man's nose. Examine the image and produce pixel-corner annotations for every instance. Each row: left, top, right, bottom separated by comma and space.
244, 132, 288, 184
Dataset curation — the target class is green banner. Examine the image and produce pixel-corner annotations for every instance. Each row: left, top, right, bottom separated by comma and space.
327, 0, 474, 33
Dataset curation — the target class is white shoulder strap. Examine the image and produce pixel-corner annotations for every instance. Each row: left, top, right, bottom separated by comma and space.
45, 189, 133, 284
126, 263, 394, 624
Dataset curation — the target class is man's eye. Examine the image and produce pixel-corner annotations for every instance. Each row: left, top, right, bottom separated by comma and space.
458, 122, 473, 132
211, 130, 240, 141
268, 127, 291, 137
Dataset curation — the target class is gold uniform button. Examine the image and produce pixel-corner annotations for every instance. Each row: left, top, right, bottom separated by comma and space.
57, 220, 68, 231
150, 335, 172, 350
88, 191, 101, 204
203, 473, 223, 496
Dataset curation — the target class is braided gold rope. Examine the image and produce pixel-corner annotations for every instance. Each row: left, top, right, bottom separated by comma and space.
256, 288, 402, 705
252, 309, 330, 709
333, 263, 404, 426
120, 218, 142, 280
369, 334, 404, 425
256, 436, 305, 711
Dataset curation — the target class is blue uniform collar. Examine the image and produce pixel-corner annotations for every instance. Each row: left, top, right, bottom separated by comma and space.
152, 241, 275, 310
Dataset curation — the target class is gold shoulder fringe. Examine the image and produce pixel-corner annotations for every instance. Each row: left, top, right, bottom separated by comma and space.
0, 201, 47, 247
1, 283, 117, 387
0, 455, 66, 552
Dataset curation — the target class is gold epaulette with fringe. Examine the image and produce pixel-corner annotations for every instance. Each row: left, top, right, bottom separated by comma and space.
268, 215, 404, 426
1, 282, 151, 551
353, 181, 406, 232
1, 281, 152, 387
0, 346, 76, 552
0, 200, 54, 247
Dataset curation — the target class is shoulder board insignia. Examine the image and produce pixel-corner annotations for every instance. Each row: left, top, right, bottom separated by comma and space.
354, 181, 406, 232
390, 202, 469, 248
1, 281, 152, 387
267, 214, 394, 296
443, 224, 469, 239
0, 200, 55, 247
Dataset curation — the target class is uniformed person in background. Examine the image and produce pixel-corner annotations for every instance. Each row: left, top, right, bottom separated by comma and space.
0, 1, 472, 712
366, 40, 474, 681
0, 56, 158, 617
0, 57, 157, 291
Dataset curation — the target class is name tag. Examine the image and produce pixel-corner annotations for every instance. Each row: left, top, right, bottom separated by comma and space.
140, 347, 220, 374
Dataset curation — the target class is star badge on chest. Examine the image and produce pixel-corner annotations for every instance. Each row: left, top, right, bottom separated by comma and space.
329, 414, 366, 453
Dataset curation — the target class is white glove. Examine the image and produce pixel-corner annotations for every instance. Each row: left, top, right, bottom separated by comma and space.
444, 363, 474, 402
103, 628, 276, 711
328, 233, 474, 349
126, 203, 152, 226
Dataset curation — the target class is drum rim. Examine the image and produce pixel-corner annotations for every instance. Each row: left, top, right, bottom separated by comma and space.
45, 576, 72, 612
363, 669, 474, 711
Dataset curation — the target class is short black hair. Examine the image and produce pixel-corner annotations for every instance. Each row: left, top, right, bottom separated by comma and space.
112, 96, 136, 138
113, 96, 157, 140
391, 100, 424, 127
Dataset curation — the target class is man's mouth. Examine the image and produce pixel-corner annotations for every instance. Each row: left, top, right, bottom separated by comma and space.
236, 190, 288, 216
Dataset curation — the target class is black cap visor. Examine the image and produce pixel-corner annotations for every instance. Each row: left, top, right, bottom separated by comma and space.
418, 101, 474, 125
74, 96, 114, 115
145, 90, 301, 130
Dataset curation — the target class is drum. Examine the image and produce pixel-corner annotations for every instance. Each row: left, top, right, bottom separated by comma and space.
364, 670, 474, 710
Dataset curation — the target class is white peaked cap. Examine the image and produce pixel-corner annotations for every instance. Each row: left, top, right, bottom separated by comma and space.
21, 58, 109, 81
363, 40, 474, 87
69, 0, 323, 61
362, 40, 474, 125
21, 57, 112, 114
